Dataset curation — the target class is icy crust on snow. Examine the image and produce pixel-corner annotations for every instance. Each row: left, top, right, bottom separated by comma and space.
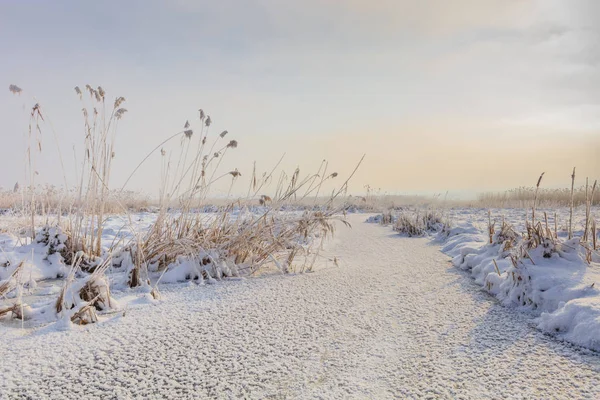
439, 208, 600, 352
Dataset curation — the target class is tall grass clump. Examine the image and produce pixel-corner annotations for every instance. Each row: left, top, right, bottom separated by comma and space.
393, 209, 447, 237
4, 84, 361, 328
68, 86, 127, 258
485, 170, 600, 269
121, 118, 362, 284
478, 180, 600, 209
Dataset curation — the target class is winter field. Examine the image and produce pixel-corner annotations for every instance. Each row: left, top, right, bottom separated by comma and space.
370, 205, 600, 351
2, 86, 600, 399
2, 209, 600, 399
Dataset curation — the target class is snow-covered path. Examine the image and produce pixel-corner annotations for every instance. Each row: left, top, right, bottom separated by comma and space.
2, 214, 600, 399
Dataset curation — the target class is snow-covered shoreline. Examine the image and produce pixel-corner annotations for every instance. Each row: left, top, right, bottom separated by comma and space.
441, 221, 600, 352
3, 213, 600, 399
0, 209, 334, 331
385, 207, 600, 352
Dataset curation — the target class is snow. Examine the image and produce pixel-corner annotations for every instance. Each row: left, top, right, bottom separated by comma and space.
435, 207, 600, 352
1, 214, 600, 399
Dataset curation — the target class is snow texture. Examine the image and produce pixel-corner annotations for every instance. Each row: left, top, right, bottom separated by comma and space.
439, 208, 600, 352
1, 214, 599, 399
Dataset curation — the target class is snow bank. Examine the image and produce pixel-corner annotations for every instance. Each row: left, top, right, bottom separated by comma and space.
438, 211, 600, 352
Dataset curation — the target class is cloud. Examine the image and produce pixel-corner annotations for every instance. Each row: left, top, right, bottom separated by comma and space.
0, 0, 598, 195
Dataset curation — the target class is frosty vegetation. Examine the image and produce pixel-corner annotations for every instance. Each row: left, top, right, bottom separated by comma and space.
368, 172, 600, 352
3, 84, 600, 357
0, 84, 360, 330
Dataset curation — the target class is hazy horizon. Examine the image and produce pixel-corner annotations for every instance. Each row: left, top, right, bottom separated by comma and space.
1, 0, 598, 199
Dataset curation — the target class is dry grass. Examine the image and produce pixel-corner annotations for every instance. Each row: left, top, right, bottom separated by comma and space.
485, 170, 600, 265
478, 185, 600, 209
0, 261, 25, 299
0, 188, 151, 215
393, 209, 447, 237
3, 83, 362, 327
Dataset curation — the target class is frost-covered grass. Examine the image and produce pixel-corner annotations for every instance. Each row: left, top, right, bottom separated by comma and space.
366, 208, 449, 237
438, 206, 600, 351
478, 185, 600, 208
0, 209, 348, 330
0, 84, 359, 331
393, 209, 449, 237
368, 199, 600, 352
0, 187, 152, 217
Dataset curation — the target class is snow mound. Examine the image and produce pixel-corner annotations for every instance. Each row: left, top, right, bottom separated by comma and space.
438, 209, 600, 351
538, 297, 600, 350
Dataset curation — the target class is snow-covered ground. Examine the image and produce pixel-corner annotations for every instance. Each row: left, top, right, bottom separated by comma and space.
0, 212, 161, 329
2, 213, 600, 399
0, 209, 311, 328
437, 207, 600, 352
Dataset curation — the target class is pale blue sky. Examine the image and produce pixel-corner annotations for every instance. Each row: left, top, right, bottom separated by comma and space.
1, 0, 598, 198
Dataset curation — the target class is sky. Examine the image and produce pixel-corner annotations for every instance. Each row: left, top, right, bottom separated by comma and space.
0, 0, 598, 199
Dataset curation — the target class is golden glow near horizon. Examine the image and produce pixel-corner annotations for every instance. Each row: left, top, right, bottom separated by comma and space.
0, 0, 598, 197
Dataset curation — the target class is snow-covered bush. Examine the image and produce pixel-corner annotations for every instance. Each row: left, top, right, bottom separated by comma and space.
0, 85, 356, 331
394, 209, 448, 237
35, 225, 71, 272
53, 257, 119, 326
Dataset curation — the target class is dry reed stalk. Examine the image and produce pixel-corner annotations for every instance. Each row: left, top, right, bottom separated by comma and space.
532, 172, 544, 225
584, 178, 589, 241
70, 295, 100, 325
492, 259, 501, 276
13, 89, 359, 304
0, 305, 15, 318
66, 86, 128, 258
488, 210, 494, 244
477, 184, 600, 209
80, 256, 113, 309
592, 219, 598, 250
0, 261, 25, 298
569, 167, 576, 240
523, 249, 535, 265
584, 180, 597, 243
55, 255, 83, 314
0, 303, 25, 320
544, 212, 551, 238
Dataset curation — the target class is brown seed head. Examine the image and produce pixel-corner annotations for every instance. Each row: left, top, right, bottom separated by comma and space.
114, 96, 126, 108
115, 108, 128, 120
9, 84, 22, 95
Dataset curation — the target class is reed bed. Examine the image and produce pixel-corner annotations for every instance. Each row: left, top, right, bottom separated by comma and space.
1, 84, 359, 328
478, 185, 600, 209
